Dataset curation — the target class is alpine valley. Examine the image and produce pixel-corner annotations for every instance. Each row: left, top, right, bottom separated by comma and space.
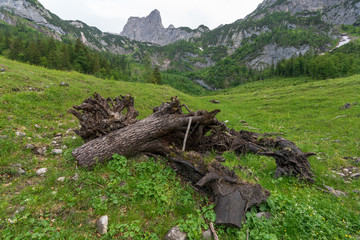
0, 0, 360, 239
1, 0, 360, 89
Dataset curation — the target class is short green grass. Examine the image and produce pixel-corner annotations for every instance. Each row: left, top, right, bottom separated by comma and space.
0, 56, 359, 239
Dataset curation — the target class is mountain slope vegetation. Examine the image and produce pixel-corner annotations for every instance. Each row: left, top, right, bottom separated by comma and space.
0, 57, 359, 239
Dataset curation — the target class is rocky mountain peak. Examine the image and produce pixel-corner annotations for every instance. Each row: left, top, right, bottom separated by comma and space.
120, 9, 209, 46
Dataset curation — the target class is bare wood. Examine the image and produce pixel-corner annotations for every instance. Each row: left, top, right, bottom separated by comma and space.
210, 222, 219, 240
182, 117, 192, 151
332, 115, 348, 120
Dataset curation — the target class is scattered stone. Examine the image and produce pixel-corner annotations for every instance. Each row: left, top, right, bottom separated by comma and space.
25, 144, 35, 150
210, 100, 220, 104
17, 168, 26, 175
10, 206, 25, 219
57, 177, 65, 182
332, 140, 341, 143
340, 103, 351, 109
65, 129, 74, 135
256, 212, 271, 219
72, 136, 77, 140
0, 68, 5, 72
36, 146, 47, 155
34, 124, 41, 129
202, 229, 213, 239
60, 82, 69, 87
54, 133, 62, 137
11, 163, 22, 168
51, 149, 63, 155
96, 215, 108, 235
36, 168, 48, 176
336, 172, 345, 177
324, 185, 347, 197
343, 168, 349, 173
164, 226, 187, 240
351, 173, 360, 179
15, 131, 26, 137
215, 156, 226, 162
353, 190, 360, 194
71, 173, 79, 181
62, 145, 68, 149
0, 135, 8, 139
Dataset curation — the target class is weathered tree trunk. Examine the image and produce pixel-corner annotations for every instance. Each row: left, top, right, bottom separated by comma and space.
167, 151, 270, 228
69, 93, 316, 228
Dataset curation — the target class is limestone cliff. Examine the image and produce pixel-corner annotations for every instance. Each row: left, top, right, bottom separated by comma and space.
120, 9, 209, 46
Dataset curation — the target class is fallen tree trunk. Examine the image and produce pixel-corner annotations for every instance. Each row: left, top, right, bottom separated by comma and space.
69, 93, 315, 228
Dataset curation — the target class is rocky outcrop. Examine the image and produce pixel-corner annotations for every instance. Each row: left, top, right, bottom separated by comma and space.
120, 9, 209, 46
248, 0, 360, 25
248, 43, 311, 70
0, 0, 64, 34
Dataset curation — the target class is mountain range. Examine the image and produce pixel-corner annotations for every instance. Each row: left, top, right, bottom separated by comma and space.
0, 0, 359, 73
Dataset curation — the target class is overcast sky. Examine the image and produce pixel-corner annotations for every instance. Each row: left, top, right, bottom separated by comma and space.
38, 0, 264, 33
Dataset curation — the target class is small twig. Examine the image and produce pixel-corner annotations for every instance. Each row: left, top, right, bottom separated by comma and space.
182, 117, 192, 151
247, 228, 249, 240
332, 115, 348, 120
210, 222, 219, 240
181, 104, 192, 113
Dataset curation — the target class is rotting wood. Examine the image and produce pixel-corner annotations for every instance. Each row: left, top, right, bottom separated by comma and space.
69, 93, 316, 228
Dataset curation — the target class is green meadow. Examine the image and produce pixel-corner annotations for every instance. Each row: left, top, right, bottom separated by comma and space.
0, 56, 359, 239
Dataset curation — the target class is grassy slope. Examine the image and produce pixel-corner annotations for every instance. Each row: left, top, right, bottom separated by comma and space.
0, 57, 359, 239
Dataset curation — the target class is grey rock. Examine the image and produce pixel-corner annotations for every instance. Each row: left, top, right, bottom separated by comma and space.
25, 144, 35, 150
17, 168, 26, 175
353, 190, 360, 194
164, 226, 187, 240
332, 140, 341, 143
256, 212, 271, 219
0, 68, 5, 72
62, 145, 68, 149
341, 103, 352, 109
336, 172, 345, 177
96, 215, 108, 235
11, 163, 22, 168
57, 177, 65, 182
51, 149, 63, 155
36, 168, 48, 176
34, 124, 41, 129
15, 131, 26, 137
36, 147, 47, 155
59, 82, 69, 86
202, 229, 213, 239
351, 173, 360, 179
324, 185, 347, 197
343, 168, 349, 173
54, 133, 62, 137
71, 173, 80, 181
